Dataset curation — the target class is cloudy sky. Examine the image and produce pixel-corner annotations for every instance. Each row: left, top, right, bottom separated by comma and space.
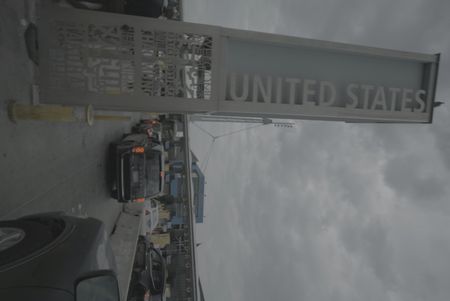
184, 1, 450, 300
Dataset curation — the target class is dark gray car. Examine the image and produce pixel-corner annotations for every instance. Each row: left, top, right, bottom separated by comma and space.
0, 212, 120, 301
110, 133, 165, 203
128, 236, 167, 301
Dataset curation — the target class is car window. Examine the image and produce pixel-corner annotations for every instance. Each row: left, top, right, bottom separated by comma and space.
76, 274, 119, 301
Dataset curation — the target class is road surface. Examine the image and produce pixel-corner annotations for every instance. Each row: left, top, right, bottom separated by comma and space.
0, 0, 143, 233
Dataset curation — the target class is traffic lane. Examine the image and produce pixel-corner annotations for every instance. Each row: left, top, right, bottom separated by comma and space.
0, 0, 33, 106
0, 0, 138, 233
0, 112, 143, 234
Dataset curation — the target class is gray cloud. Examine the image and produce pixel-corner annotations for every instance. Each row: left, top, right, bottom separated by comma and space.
186, 0, 450, 300
384, 153, 447, 203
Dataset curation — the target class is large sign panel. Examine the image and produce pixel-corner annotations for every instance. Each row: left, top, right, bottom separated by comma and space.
221, 32, 439, 122
39, 7, 440, 123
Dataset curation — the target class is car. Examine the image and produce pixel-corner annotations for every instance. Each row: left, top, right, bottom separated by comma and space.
127, 236, 150, 301
159, 115, 184, 142
148, 246, 166, 295
141, 199, 160, 236
132, 119, 163, 146
133, 119, 172, 151
110, 133, 165, 203
124, 0, 172, 18
0, 212, 119, 301
127, 237, 167, 301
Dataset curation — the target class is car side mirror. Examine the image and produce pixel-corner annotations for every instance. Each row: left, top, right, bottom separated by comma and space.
75, 272, 120, 301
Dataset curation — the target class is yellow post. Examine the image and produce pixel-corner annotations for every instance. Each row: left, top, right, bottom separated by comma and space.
8, 102, 134, 125
8, 101, 94, 126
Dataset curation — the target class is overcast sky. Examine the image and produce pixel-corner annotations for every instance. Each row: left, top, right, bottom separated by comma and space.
184, 1, 450, 300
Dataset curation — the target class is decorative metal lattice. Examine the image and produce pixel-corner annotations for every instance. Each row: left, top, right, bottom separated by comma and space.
46, 20, 213, 100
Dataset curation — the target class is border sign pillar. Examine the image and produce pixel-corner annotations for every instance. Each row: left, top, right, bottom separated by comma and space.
39, 7, 440, 123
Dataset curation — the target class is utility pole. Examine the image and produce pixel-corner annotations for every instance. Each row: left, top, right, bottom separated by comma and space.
190, 114, 295, 128
191, 115, 294, 172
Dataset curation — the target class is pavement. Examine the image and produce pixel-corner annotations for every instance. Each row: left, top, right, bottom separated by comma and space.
0, 0, 144, 234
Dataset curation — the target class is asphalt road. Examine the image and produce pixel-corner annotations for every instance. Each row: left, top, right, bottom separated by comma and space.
0, 0, 142, 233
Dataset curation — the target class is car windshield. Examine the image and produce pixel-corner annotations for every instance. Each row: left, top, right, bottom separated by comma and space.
145, 150, 162, 196
150, 249, 166, 291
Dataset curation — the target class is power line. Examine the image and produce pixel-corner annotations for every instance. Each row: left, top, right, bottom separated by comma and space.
192, 122, 215, 139
200, 139, 215, 171
213, 123, 264, 139
190, 114, 295, 128
192, 122, 265, 172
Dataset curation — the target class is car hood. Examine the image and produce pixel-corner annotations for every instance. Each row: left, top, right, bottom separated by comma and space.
0, 215, 116, 294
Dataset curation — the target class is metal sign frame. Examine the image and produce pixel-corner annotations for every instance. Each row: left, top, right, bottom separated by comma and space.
39, 7, 221, 113
39, 6, 440, 123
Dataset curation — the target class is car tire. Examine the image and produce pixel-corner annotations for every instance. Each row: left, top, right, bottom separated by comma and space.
0, 220, 56, 267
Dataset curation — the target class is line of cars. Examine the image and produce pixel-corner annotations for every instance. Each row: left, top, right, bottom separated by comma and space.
0, 118, 168, 301
110, 118, 169, 301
